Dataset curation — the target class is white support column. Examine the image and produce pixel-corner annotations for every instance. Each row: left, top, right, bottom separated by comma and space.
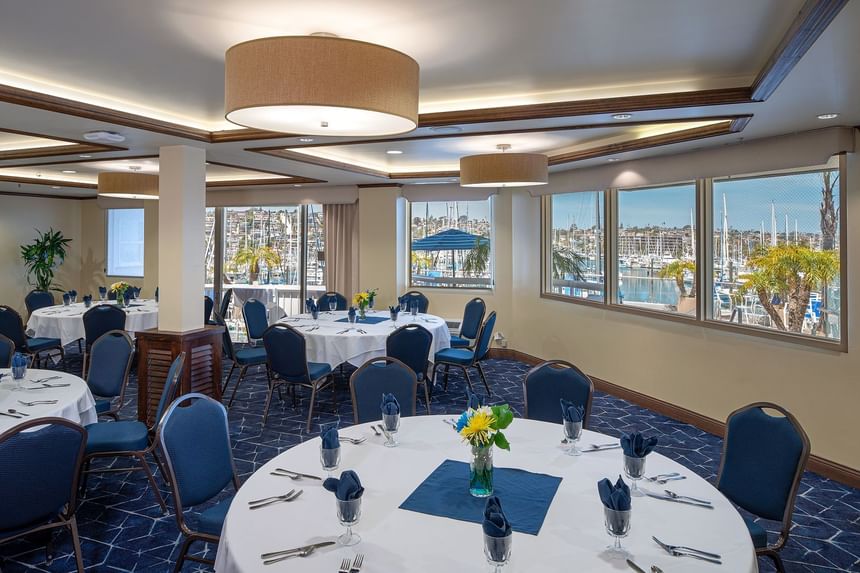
157, 145, 205, 332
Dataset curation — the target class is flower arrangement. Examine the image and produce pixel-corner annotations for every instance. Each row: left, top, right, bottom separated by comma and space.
352, 288, 378, 318
455, 404, 514, 497
110, 281, 134, 302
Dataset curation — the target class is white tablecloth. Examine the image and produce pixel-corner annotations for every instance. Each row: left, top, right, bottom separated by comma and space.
277, 311, 451, 367
215, 416, 757, 572
27, 300, 159, 346
0, 369, 97, 433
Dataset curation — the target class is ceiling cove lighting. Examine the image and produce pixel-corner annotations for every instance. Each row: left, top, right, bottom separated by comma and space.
459, 144, 548, 188
97, 171, 159, 200
224, 35, 419, 136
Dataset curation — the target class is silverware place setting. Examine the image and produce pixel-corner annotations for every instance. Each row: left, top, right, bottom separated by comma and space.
0, 411, 22, 419
248, 489, 303, 509
653, 536, 722, 564
261, 540, 336, 565
370, 425, 381, 436
340, 435, 367, 445
18, 399, 58, 406
375, 424, 392, 440
29, 376, 62, 384
336, 328, 354, 334
272, 468, 321, 480
663, 489, 712, 505
626, 558, 647, 573
645, 473, 686, 484
643, 489, 714, 509
581, 442, 622, 452
7, 409, 29, 417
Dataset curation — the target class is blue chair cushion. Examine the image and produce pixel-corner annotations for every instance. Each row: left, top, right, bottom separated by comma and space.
95, 398, 112, 414
435, 348, 475, 365
449, 335, 473, 348
26, 337, 61, 352
195, 495, 234, 536
234, 346, 267, 366
85, 421, 149, 454
308, 362, 331, 381
744, 516, 768, 549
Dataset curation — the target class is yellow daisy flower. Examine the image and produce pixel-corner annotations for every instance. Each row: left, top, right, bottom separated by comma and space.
460, 409, 496, 446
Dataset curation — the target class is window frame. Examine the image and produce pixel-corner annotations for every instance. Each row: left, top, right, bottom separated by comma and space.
105, 207, 145, 278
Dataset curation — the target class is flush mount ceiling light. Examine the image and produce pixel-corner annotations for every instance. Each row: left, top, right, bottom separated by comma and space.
61, 170, 77, 174
459, 144, 548, 188
97, 170, 159, 200
83, 130, 126, 143
612, 113, 633, 120
386, 150, 403, 155
817, 113, 839, 120
224, 34, 419, 136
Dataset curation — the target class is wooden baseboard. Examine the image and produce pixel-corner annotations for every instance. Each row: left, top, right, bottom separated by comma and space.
488, 347, 860, 489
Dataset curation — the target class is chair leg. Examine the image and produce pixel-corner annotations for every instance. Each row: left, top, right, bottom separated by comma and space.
152, 447, 171, 488
764, 550, 786, 573
221, 362, 237, 394
262, 383, 276, 426
476, 362, 491, 396
227, 365, 248, 407
136, 452, 168, 514
79, 459, 92, 494
306, 383, 319, 431
173, 535, 195, 573
81, 351, 88, 378
443, 364, 450, 390
462, 366, 475, 393
68, 516, 85, 573
422, 381, 431, 414
77, 339, 83, 354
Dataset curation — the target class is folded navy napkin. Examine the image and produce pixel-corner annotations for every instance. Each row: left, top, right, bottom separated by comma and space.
467, 389, 482, 410
381, 393, 400, 415
98, 286, 107, 295
560, 399, 584, 423
323, 470, 364, 500
482, 496, 512, 537
389, 305, 400, 317
83, 294, 92, 302
12, 353, 28, 368
62, 293, 71, 304
69, 290, 77, 297
321, 426, 340, 449
621, 431, 658, 458
123, 291, 132, 303
305, 298, 318, 313
598, 475, 631, 511
348, 307, 357, 320
132, 287, 141, 298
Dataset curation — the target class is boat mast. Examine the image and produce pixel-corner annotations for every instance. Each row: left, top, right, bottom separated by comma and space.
720, 193, 729, 280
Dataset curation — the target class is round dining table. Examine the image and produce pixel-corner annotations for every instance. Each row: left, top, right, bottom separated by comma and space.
214, 416, 757, 572
27, 299, 159, 347
0, 369, 97, 433
277, 310, 451, 367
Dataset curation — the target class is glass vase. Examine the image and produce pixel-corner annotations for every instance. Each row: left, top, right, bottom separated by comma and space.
469, 445, 494, 497
358, 305, 367, 320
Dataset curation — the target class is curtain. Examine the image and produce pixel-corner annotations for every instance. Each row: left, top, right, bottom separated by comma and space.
324, 203, 359, 297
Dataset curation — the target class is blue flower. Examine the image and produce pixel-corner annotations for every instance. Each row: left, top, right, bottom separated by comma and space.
456, 411, 470, 432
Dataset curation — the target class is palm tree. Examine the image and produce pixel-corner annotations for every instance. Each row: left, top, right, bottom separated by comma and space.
551, 247, 586, 281
658, 260, 696, 298
232, 244, 281, 284
820, 170, 838, 251
462, 238, 490, 277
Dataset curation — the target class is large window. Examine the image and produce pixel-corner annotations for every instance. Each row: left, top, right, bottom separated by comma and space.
616, 183, 697, 316
410, 199, 493, 289
546, 191, 605, 302
305, 204, 326, 301
106, 208, 144, 277
711, 168, 841, 341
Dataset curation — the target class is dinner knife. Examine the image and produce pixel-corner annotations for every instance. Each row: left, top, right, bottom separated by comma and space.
273, 468, 322, 480
260, 540, 336, 559
644, 491, 714, 509
626, 559, 648, 573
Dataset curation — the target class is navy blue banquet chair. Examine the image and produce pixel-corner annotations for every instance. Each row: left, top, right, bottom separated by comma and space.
386, 324, 433, 413
209, 288, 234, 326
0, 304, 64, 368
82, 304, 126, 376
0, 418, 87, 571
716, 402, 810, 573
0, 333, 13, 368
398, 291, 429, 314
204, 295, 215, 324
450, 297, 486, 349
431, 311, 496, 397
349, 357, 417, 424
80, 352, 186, 514
213, 312, 267, 407
523, 360, 594, 426
262, 324, 334, 430
316, 291, 348, 311
24, 289, 55, 317
242, 298, 268, 344
157, 393, 241, 573
86, 330, 134, 420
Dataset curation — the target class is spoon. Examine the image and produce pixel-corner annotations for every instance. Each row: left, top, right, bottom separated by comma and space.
7, 409, 29, 417
370, 425, 381, 436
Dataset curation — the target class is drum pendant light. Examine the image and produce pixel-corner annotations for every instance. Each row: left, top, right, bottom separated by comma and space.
459, 144, 548, 187
97, 171, 159, 200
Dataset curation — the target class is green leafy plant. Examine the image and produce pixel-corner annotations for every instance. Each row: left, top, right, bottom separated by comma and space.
658, 260, 696, 298
232, 243, 281, 283
20, 228, 72, 292
551, 246, 587, 281
462, 237, 490, 277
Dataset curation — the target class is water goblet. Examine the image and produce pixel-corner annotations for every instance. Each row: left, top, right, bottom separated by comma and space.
62, 296, 70, 307
328, 300, 337, 313
99, 291, 107, 302
381, 413, 400, 447
483, 532, 512, 572
336, 497, 362, 546
390, 310, 398, 327
623, 455, 646, 496
563, 420, 583, 456
320, 445, 341, 476
348, 313, 357, 325
71, 293, 78, 304
400, 300, 408, 313
311, 309, 319, 324
410, 301, 419, 317
604, 507, 631, 556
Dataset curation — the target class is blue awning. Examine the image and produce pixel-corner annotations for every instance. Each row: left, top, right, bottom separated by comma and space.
411, 228, 489, 251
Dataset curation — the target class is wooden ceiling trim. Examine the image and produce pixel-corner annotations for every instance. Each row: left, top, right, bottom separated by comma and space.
258, 149, 390, 179
0, 142, 121, 161
204, 159, 325, 182
0, 190, 92, 200
0, 175, 96, 189
205, 176, 322, 188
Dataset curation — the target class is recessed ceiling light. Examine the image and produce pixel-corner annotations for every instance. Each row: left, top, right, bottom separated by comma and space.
817, 113, 839, 120
298, 137, 314, 143
51, 186, 61, 189
612, 113, 633, 120
386, 150, 403, 155
78, 154, 92, 158
61, 170, 77, 174
293, 184, 303, 187
607, 158, 619, 162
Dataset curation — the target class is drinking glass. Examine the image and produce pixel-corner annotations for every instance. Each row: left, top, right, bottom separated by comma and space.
381, 413, 400, 447
604, 507, 631, 556
320, 445, 341, 476
400, 300, 408, 313
71, 293, 78, 304
328, 300, 337, 313
62, 296, 70, 307
348, 313, 357, 325
483, 532, 512, 572
563, 420, 583, 456
336, 497, 362, 546
390, 310, 398, 327
311, 309, 319, 324
410, 301, 419, 317
99, 291, 107, 302
623, 455, 646, 496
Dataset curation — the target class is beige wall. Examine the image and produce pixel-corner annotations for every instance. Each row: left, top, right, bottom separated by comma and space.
0, 195, 83, 315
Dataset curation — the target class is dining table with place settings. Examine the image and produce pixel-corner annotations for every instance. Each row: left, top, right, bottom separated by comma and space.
26, 299, 159, 347
276, 310, 450, 368
0, 368, 97, 432
213, 415, 757, 572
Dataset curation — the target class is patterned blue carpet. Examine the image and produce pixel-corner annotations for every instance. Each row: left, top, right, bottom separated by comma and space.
1, 348, 858, 572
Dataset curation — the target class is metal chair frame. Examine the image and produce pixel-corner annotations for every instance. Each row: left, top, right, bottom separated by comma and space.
430, 311, 496, 397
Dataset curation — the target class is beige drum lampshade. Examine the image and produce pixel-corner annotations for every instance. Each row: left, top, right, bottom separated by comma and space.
225, 35, 419, 136
459, 151, 548, 187
97, 172, 159, 200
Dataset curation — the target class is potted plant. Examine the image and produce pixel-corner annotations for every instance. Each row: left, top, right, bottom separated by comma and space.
658, 260, 696, 314
232, 244, 281, 285
20, 228, 72, 292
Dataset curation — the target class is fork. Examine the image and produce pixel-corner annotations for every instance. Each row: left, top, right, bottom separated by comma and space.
370, 425, 381, 436
663, 489, 712, 505
649, 475, 686, 484
340, 436, 367, 444
250, 489, 303, 509
349, 554, 364, 572
338, 558, 352, 573
270, 470, 301, 480
18, 400, 58, 406
262, 544, 320, 565
652, 536, 722, 562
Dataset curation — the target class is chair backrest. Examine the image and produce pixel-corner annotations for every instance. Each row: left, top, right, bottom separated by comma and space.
399, 291, 429, 313
386, 324, 432, 379
0, 305, 27, 349
242, 298, 268, 340
212, 312, 236, 361
204, 296, 215, 323
152, 352, 186, 429
473, 311, 497, 361
157, 393, 239, 511
349, 357, 417, 424
219, 288, 234, 318
459, 297, 486, 340
317, 291, 347, 311
0, 418, 86, 532
523, 360, 594, 425
717, 402, 810, 529
83, 305, 127, 346
263, 324, 310, 381
86, 330, 134, 399
25, 290, 55, 315
0, 334, 14, 368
